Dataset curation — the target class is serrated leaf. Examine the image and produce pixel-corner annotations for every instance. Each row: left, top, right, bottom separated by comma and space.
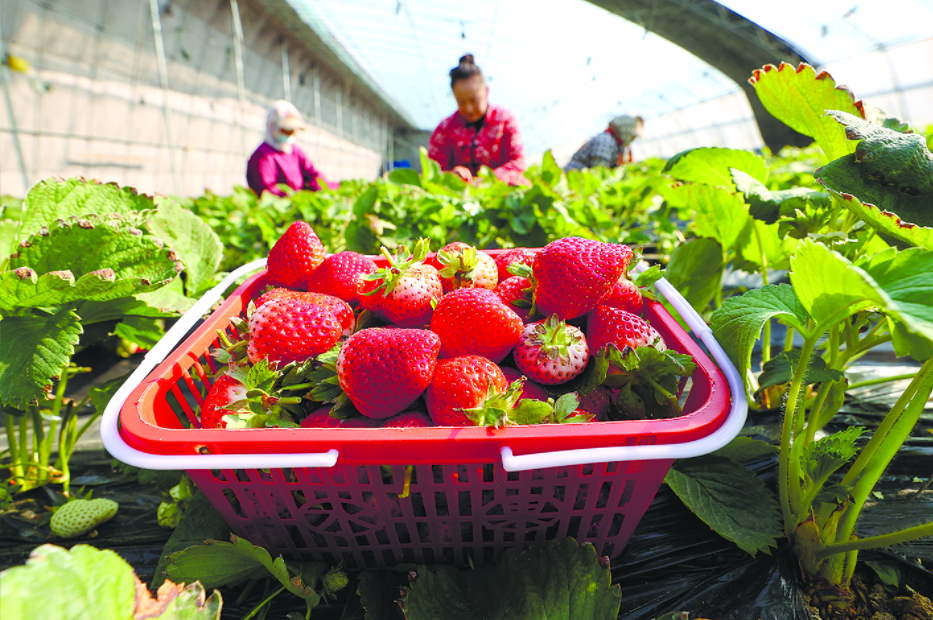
664, 237, 723, 314
0, 308, 82, 408
18, 177, 154, 239
812, 484, 853, 506
509, 399, 553, 425
709, 284, 810, 388
0, 217, 19, 260
152, 491, 231, 589
755, 349, 845, 394
665, 147, 768, 188
167, 535, 325, 608
402, 538, 620, 620
668, 184, 748, 253
711, 437, 778, 463
823, 189, 933, 251
136, 277, 197, 313
749, 62, 863, 162
148, 197, 223, 296
789, 239, 878, 326
801, 426, 865, 489
732, 169, 830, 226
75, 297, 175, 325
665, 455, 782, 556
0, 544, 222, 620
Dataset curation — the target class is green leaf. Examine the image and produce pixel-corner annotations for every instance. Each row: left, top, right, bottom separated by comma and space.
665, 455, 782, 556
669, 184, 748, 253
153, 491, 230, 588
823, 189, 933, 251
603, 346, 696, 419
167, 535, 326, 608
711, 437, 778, 463
0, 216, 19, 260
148, 197, 223, 296
115, 315, 165, 348
734, 218, 798, 272
709, 284, 810, 387
401, 538, 620, 620
664, 237, 723, 314
0, 308, 82, 408
539, 150, 562, 187
0, 543, 222, 620
389, 168, 423, 187
90, 373, 136, 418
789, 239, 878, 326
3, 218, 181, 308
509, 399, 553, 425
665, 147, 768, 188
801, 426, 865, 488
18, 177, 154, 239
865, 560, 903, 592
76, 297, 175, 325
732, 169, 830, 226
749, 63, 863, 162
136, 277, 197, 313
755, 349, 845, 394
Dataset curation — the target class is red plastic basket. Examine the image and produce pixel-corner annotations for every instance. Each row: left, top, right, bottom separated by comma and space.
105, 250, 745, 570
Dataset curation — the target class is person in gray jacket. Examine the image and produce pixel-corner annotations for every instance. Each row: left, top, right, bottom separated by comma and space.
565, 115, 644, 171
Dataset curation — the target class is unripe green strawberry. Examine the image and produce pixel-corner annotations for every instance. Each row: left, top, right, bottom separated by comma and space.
50, 498, 119, 538
322, 568, 349, 595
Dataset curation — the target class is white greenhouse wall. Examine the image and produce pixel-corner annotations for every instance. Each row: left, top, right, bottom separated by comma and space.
0, 0, 400, 198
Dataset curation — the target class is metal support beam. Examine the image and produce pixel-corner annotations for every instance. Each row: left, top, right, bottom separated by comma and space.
0, 10, 30, 194
230, 0, 247, 157
281, 39, 291, 101
148, 0, 180, 195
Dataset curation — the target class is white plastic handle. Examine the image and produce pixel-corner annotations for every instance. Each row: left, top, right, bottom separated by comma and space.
100, 258, 340, 470
500, 261, 748, 472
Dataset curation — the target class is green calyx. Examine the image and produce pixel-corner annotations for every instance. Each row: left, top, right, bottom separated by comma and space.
218, 358, 316, 428
603, 344, 696, 419
437, 245, 479, 287
460, 378, 591, 427
461, 378, 528, 427
527, 314, 583, 366
360, 238, 430, 298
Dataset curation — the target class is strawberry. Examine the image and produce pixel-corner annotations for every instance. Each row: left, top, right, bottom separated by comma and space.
300, 407, 381, 428
430, 287, 523, 363
579, 385, 612, 421
305, 251, 378, 305
381, 410, 434, 428
336, 328, 441, 419
247, 297, 342, 368
428, 242, 498, 292
513, 314, 589, 385
266, 221, 326, 289
199, 373, 249, 429
360, 240, 443, 328
533, 237, 633, 319
500, 366, 550, 403
494, 276, 533, 322
493, 248, 536, 283
425, 355, 510, 426
586, 305, 666, 356
254, 288, 355, 336
600, 275, 643, 315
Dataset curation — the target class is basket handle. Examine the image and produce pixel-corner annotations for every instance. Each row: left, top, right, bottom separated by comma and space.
101, 258, 340, 470
500, 266, 748, 473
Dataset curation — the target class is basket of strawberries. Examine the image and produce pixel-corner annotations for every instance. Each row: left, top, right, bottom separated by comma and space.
102, 222, 746, 570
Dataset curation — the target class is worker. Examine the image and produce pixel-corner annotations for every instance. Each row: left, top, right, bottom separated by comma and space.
246, 100, 329, 196
427, 54, 529, 186
564, 114, 644, 171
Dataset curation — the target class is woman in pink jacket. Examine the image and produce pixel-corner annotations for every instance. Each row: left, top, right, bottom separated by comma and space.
246, 100, 329, 196
427, 55, 529, 186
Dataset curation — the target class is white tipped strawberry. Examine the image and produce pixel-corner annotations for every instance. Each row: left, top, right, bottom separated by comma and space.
513, 314, 589, 385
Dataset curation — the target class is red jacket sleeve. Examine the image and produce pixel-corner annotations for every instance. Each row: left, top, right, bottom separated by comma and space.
297, 148, 326, 192
428, 120, 454, 171
248, 150, 287, 197
492, 111, 529, 186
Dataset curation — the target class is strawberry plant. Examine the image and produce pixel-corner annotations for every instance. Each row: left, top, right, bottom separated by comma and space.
0, 177, 221, 493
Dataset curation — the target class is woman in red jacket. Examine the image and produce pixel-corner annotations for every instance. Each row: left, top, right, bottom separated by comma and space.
427, 55, 528, 186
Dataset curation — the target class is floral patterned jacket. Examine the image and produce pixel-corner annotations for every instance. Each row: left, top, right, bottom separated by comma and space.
427, 104, 529, 186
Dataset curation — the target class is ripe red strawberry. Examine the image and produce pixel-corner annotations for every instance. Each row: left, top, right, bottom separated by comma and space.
360, 241, 443, 328
500, 366, 550, 403
305, 251, 377, 305
586, 305, 666, 356
247, 298, 342, 368
266, 221, 326, 289
430, 287, 523, 363
199, 374, 248, 429
600, 275, 643, 315
428, 242, 498, 292
254, 288, 355, 336
493, 248, 536, 283
381, 410, 434, 428
425, 356, 508, 426
494, 276, 533, 322
533, 237, 633, 319
300, 408, 381, 428
336, 328, 441, 419
513, 314, 589, 384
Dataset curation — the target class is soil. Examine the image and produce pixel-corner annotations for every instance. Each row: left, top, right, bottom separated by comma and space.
802, 569, 933, 620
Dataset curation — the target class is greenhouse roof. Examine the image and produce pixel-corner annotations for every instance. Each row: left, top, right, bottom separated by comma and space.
293, 0, 933, 155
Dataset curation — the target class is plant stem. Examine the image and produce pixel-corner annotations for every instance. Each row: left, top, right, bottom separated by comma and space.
780, 332, 818, 538
754, 222, 771, 365
241, 585, 285, 620
847, 373, 917, 391
804, 381, 833, 444
5, 414, 23, 485
784, 326, 796, 352
836, 357, 933, 546
816, 521, 933, 559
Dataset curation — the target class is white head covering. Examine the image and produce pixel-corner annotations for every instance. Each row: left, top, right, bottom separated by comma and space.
264, 100, 306, 153
608, 115, 644, 146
